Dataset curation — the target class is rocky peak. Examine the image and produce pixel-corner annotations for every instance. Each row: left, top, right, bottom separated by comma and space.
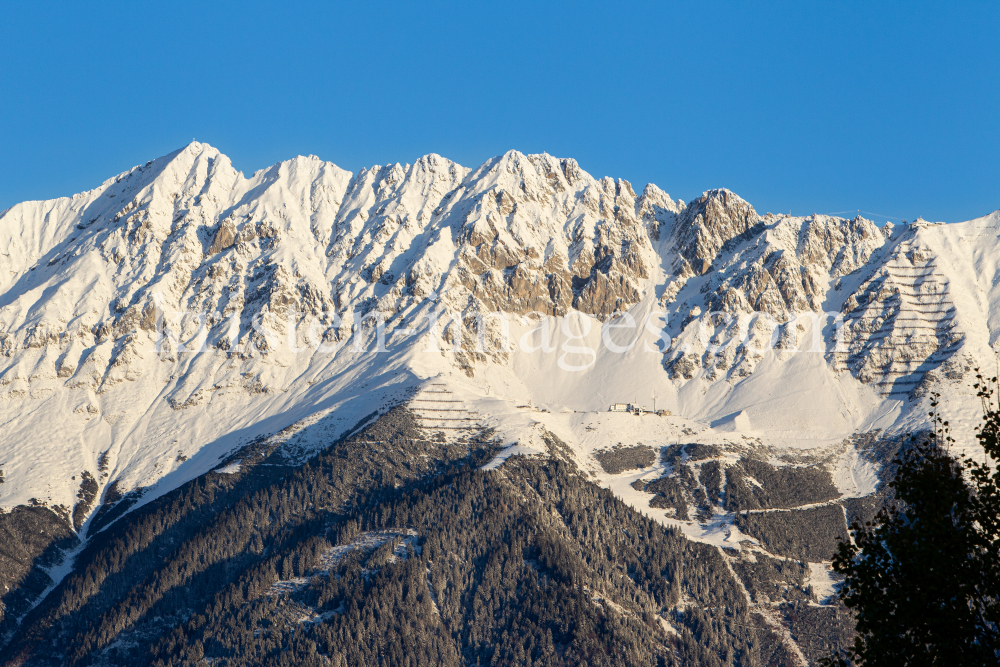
636, 183, 684, 241
795, 214, 886, 278
434, 152, 668, 320
672, 188, 761, 274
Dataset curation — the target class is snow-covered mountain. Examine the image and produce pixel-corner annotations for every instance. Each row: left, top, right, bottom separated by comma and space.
0, 140, 996, 532
5, 141, 1000, 665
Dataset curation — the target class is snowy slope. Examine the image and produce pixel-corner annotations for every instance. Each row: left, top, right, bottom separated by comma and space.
0, 141, 996, 538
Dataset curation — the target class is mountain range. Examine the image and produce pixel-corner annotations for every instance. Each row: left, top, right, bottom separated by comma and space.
0, 142, 996, 665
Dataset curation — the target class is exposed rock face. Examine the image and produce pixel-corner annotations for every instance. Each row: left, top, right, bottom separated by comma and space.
833, 235, 965, 396
702, 214, 887, 319
444, 152, 676, 318
672, 188, 762, 275
208, 216, 237, 254
663, 211, 894, 384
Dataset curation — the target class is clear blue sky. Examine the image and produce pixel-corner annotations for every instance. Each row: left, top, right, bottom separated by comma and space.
2, 1, 997, 223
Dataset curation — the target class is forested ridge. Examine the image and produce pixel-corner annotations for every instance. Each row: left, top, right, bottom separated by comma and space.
0, 408, 853, 666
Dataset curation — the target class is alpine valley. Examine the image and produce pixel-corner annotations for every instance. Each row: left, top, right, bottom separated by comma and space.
0, 142, 996, 666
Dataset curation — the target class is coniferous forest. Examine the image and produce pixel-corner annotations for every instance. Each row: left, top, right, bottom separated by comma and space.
0, 407, 851, 666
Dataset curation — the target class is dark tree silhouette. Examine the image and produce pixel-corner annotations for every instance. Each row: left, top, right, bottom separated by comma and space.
829, 380, 1000, 666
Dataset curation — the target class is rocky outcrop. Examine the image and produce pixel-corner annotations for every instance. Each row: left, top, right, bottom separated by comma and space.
672, 188, 762, 275
832, 234, 964, 396
441, 153, 674, 318
664, 212, 894, 383
208, 217, 237, 254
